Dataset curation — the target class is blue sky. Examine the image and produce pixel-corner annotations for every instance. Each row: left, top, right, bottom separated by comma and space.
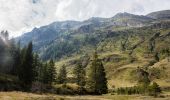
0, 0, 170, 37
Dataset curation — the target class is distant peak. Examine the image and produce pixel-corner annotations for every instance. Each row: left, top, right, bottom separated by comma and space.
114, 12, 134, 18
86, 17, 104, 21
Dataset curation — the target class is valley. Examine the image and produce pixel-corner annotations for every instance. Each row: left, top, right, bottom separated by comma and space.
0, 9, 170, 100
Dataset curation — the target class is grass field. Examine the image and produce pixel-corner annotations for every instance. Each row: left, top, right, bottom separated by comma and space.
1, 91, 170, 100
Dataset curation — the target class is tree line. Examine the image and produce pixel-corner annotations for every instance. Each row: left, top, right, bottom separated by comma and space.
0, 31, 56, 91
0, 30, 108, 94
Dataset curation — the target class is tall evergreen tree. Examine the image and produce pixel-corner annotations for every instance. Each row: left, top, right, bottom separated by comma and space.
48, 59, 57, 85
9, 39, 21, 75
19, 42, 34, 90
87, 51, 108, 94
42, 63, 50, 84
36, 60, 56, 85
32, 54, 41, 81
37, 62, 45, 83
58, 65, 67, 84
0, 32, 7, 73
74, 61, 86, 93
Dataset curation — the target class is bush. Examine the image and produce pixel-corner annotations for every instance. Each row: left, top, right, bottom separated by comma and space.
149, 68, 161, 79
148, 82, 161, 97
116, 82, 161, 96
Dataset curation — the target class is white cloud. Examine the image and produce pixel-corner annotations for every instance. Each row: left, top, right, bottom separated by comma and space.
0, 0, 170, 37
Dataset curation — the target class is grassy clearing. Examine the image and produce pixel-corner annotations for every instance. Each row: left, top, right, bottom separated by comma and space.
1, 91, 170, 100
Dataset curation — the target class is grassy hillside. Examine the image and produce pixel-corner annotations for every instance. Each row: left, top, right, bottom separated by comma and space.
54, 21, 170, 90
7, 10, 170, 98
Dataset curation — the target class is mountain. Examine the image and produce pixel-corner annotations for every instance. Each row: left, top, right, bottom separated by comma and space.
112, 12, 153, 27
16, 10, 170, 61
147, 10, 170, 19
17, 12, 154, 54
15, 10, 170, 90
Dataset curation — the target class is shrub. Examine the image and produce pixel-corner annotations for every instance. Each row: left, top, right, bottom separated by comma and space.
148, 82, 161, 97
116, 82, 161, 97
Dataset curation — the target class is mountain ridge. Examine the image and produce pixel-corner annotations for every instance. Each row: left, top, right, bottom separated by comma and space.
16, 10, 170, 60
14, 9, 170, 90
147, 10, 170, 19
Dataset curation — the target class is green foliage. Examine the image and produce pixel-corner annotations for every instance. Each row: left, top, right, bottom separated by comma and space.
136, 67, 150, 85
48, 59, 57, 85
73, 62, 86, 94
9, 40, 21, 75
116, 82, 161, 96
149, 67, 161, 79
41, 39, 80, 60
32, 54, 40, 80
58, 65, 67, 84
38, 63, 49, 84
18, 42, 34, 90
36, 60, 56, 85
117, 67, 161, 96
148, 82, 161, 97
87, 51, 108, 94
159, 48, 170, 60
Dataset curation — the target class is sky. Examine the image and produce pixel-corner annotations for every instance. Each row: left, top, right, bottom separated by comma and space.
0, 0, 170, 37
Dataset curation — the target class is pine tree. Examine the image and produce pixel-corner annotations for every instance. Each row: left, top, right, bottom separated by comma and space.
87, 51, 108, 94
48, 59, 57, 85
0, 34, 6, 72
37, 62, 45, 83
42, 63, 50, 84
74, 61, 86, 93
18, 42, 34, 90
32, 54, 41, 81
96, 60, 108, 94
58, 65, 67, 84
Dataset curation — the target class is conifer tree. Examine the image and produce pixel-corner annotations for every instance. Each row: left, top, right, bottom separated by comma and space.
48, 59, 57, 85
74, 61, 86, 93
42, 63, 50, 84
58, 65, 67, 84
37, 62, 45, 83
19, 42, 34, 90
32, 54, 41, 81
9, 39, 21, 75
87, 51, 108, 94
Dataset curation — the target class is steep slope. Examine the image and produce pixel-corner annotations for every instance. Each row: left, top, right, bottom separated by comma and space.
17, 12, 155, 60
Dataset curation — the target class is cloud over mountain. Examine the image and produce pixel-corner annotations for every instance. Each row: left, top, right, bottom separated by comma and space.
0, 0, 170, 37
